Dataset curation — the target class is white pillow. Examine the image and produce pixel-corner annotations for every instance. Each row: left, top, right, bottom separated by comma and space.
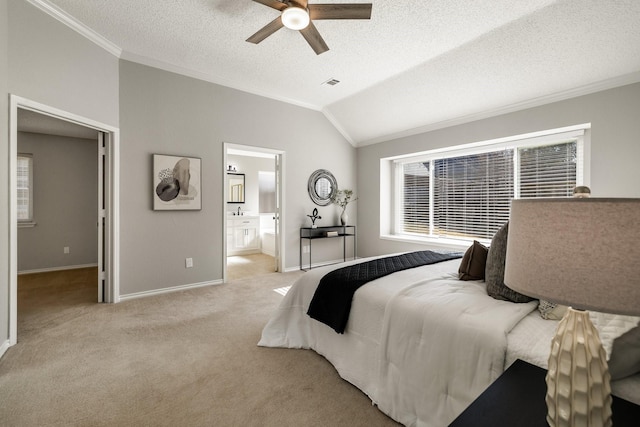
589, 312, 640, 359
588, 312, 640, 380
536, 305, 640, 379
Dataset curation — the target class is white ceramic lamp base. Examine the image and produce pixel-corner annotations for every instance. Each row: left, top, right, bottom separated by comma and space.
545, 307, 612, 427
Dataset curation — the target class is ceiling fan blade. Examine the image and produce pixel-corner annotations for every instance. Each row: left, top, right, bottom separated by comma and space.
246, 16, 284, 44
299, 21, 329, 55
293, 0, 309, 8
252, 0, 288, 12
309, 4, 372, 20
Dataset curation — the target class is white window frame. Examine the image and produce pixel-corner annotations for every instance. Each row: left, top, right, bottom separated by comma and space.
381, 124, 590, 249
17, 153, 36, 228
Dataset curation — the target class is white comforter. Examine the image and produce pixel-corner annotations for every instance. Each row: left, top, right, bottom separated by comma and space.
375, 275, 536, 426
259, 258, 537, 427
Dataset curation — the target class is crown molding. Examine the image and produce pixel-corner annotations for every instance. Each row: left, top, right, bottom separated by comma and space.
26, 0, 122, 57
321, 107, 355, 147
25, 0, 325, 113
356, 71, 640, 147
24, 1, 640, 150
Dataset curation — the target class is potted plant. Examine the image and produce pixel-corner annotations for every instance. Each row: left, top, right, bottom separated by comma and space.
331, 189, 357, 225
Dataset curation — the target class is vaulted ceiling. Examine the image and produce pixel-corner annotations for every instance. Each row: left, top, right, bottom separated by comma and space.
35, 0, 640, 146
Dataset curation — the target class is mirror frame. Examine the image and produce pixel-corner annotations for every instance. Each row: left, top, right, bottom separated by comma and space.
227, 173, 245, 203
308, 169, 337, 206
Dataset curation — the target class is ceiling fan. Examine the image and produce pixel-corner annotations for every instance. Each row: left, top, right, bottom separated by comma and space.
246, 0, 372, 55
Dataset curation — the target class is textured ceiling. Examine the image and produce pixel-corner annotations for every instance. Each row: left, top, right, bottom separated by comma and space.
35, 0, 640, 145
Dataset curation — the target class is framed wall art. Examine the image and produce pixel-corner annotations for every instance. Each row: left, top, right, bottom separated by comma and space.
153, 154, 201, 210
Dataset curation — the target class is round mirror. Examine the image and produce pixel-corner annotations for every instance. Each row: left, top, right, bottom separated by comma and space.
308, 169, 337, 206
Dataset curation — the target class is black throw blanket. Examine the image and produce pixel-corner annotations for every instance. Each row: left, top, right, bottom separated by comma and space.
307, 250, 462, 333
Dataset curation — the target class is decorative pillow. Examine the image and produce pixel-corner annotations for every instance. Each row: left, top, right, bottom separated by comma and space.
485, 222, 535, 303
608, 325, 640, 380
538, 300, 568, 320
589, 312, 640, 380
458, 240, 488, 281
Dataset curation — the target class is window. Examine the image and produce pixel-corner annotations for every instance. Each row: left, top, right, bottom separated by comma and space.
431, 149, 514, 240
390, 127, 586, 244
17, 154, 34, 223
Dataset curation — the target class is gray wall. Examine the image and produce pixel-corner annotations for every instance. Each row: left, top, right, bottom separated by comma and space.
356, 83, 640, 258
1, 0, 10, 347
8, 0, 119, 127
119, 60, 355, 295
17, 132, 98, 272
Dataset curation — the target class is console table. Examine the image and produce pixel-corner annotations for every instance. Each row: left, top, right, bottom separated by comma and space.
299, 225, 356, 271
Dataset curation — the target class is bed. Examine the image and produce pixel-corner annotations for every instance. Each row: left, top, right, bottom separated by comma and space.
259, 251, 640, 427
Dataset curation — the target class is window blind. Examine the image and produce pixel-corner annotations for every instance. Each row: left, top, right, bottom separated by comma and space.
433, 150, 513, 240
394, 132, 583, 243
401, 162, 430, 234
519, 141, 577, 198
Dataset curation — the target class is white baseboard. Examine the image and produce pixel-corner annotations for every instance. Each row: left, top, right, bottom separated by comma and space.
119, 279, 224, 301
0, 340, 11, 360
228, 249, 261, 256
18, 263, 99, 275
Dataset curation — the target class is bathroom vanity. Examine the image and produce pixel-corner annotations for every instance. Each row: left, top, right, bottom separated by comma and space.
227, 216, 260, 256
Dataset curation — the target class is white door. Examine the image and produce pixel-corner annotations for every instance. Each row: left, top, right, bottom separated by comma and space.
97, 132, 106, 302
273, 154, 281, 272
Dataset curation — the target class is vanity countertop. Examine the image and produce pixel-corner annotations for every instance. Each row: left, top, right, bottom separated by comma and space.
227, 213, 257, 218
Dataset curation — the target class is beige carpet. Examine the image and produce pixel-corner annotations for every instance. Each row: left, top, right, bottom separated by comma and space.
0, 268, 400, 426
227, 253, 277, 281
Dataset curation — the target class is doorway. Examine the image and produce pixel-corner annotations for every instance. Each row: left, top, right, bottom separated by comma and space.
8, 95, 120, 347
223, 143, 285, 282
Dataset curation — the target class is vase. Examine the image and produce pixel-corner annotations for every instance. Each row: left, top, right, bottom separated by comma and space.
340, 209, 348, 226
545, 307, 612, 427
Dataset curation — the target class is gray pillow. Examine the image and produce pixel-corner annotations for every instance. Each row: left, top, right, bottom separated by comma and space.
608, 325, 640, 380
485, 222, 535, 303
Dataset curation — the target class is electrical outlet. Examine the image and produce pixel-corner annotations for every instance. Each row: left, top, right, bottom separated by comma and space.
185, 258, 193, 268
303, 246, 310, 254
64, 246, 70, 254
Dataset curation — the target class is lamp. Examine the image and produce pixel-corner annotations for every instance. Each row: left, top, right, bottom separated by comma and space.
281, 7, 310, 30
504, 198, 640, 427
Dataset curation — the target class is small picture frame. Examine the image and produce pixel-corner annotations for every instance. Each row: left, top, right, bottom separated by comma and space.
153, 154, 201, 211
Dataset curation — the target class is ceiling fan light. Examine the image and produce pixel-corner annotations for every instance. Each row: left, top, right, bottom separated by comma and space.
282, 7, 310, 30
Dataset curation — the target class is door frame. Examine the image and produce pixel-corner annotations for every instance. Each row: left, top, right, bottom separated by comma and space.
223, 142, 285, 282
8, 95, 120, 346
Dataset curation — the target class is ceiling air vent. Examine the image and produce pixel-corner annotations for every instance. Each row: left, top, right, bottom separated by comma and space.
323, 78, 340, 86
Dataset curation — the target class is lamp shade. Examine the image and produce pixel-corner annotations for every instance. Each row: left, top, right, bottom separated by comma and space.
504, 198, 640, 316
